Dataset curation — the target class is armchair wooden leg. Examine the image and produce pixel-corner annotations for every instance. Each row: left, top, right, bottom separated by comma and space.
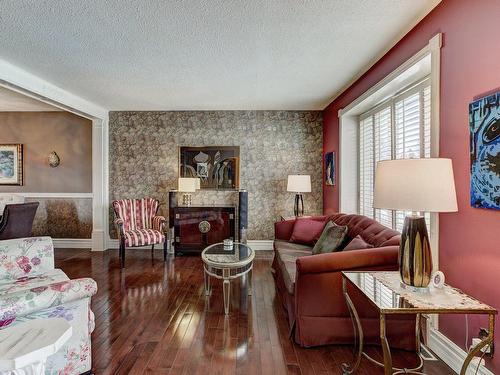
119, 240, 125, 268
151, 244, 155, 259
163, 240, 168, 261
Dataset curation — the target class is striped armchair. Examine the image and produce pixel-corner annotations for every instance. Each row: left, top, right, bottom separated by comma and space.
112, 198, 167, 268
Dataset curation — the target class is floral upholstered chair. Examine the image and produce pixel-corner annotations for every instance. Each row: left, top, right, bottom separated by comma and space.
112, 198, 167, 268
0, 236, 97, 375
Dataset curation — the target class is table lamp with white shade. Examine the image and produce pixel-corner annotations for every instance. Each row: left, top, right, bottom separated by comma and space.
287, 175, 311, 217
178, 177, 200, 206
374, 158, 458, 290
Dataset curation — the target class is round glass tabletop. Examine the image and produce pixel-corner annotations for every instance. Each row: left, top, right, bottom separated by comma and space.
201, 242, 254, 268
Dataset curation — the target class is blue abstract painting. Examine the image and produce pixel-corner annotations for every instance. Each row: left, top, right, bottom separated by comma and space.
469, 92, 500, 210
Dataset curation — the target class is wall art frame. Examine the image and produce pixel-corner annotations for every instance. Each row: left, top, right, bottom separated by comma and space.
469, 91, 500, 210
179, 146, 240, 190
0, 144, 23, 186
325, 151, 335, 186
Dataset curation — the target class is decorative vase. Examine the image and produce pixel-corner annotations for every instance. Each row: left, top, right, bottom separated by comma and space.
399, 215, 432, 289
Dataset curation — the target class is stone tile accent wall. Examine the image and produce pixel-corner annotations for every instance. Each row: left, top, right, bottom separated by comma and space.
109, 111, 323, 240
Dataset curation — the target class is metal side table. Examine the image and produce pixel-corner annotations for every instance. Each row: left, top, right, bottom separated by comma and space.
341, 271, 496, 375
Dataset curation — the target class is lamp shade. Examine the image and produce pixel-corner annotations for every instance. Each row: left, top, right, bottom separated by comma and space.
178, 178, 198, 192
374, 158, 458, 212
287, 175, 311, 193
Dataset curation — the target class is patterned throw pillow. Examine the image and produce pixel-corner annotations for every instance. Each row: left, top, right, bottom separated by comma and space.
312, 221, 348, 255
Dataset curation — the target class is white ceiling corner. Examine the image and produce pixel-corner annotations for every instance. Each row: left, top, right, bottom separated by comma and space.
0, 0, 441, 111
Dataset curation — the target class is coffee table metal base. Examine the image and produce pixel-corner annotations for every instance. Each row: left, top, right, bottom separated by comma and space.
203, 265, 253, 315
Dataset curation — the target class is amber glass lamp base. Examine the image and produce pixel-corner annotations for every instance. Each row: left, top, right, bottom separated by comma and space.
399, 215, 432, 289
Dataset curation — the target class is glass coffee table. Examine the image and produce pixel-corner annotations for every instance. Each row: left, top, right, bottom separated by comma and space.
201, 242, 255, 315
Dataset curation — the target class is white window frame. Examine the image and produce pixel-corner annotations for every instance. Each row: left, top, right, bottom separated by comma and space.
338, 33, 441, 273
358, 78, 431, 232
338, 34, 442, 340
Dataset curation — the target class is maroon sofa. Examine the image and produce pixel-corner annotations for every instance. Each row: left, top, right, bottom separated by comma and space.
272, 213, 416, 350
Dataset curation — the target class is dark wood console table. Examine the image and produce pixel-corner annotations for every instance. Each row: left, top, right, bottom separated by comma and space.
173, 206, 236, 256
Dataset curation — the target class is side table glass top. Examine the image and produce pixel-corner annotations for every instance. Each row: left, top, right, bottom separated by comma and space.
202, 242, 254, 266
342, 271, 496, 314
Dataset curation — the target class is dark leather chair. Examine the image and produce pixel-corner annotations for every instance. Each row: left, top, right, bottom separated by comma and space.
0, 202, 39, 240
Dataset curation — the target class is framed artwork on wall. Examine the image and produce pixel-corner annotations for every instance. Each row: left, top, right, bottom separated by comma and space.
0, 144, 23, 186
179, 146, 240, 190
325, 151, 335, 186
469, 91, 500, 210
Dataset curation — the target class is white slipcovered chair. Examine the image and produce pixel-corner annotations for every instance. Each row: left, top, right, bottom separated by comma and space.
0, 237, 97, 374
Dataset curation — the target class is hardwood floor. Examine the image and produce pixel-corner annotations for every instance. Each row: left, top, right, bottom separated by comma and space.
55, 249, 454, 375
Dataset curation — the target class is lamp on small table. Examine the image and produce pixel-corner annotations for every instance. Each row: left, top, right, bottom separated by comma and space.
374, 158, 458, 290
287, 175, 311, 217
178, 178, 199, 206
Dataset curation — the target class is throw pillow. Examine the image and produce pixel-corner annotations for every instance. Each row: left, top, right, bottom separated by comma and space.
312, 221, 348, 255
289, 218, 326, 246
343, 235, 374, 251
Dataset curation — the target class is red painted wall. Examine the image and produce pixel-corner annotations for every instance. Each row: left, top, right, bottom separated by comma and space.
323, 0, 500, 371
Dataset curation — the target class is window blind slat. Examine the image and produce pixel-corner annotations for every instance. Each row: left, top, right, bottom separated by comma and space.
359, 82, 431, 234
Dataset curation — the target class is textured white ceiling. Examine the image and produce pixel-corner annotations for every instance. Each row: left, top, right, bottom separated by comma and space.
0, 0, 440, 110
0, 86, 62, 111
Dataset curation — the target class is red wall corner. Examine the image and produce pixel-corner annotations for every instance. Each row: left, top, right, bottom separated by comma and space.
322, 0, 500, 371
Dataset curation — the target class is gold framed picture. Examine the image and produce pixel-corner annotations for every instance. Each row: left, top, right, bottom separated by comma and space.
0, 144, 24, 185
179, 146, 240, 190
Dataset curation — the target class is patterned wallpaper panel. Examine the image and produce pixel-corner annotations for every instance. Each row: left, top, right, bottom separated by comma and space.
109, 111, 323, 240
27, 198, 93, 239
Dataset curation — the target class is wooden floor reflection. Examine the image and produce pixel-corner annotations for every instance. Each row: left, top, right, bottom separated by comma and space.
55, 249, 454, 375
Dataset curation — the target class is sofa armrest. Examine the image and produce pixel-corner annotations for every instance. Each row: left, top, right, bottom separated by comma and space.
0, 277, 97, 326
0, 237, 55, 282
294, 246, 400, 319
296, 246, 399, 275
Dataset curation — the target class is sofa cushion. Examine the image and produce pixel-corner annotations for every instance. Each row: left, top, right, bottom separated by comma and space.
312, 221, 348, 255
274, 241, 312, 294
289, 218, 326, 245
123, 229, 165, 247
343, 235, 375, 251
274, 239, 313, 253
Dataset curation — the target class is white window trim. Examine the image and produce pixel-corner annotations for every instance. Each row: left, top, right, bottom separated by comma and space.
338, 34, 442, 341
338, 33, 441, 270
358, 78, 431, 230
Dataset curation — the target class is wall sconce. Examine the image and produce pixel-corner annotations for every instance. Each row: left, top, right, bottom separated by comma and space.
48, 151, 60, 167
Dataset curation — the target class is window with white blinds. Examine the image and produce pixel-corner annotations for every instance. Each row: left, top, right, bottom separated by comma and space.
359, 78, 431, 233
359, 116, 374, 218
